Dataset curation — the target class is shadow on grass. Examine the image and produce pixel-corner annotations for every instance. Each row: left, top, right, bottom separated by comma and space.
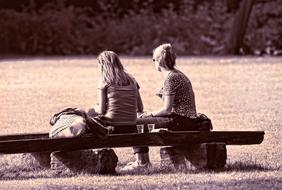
223, 161, 277, 172
0, 161, 279, 181
164, 178, 282, 190
0, 167, 91, 181
116, 161, 278, 176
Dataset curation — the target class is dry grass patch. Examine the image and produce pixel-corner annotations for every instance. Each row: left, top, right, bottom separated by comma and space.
0, 56, 281, 189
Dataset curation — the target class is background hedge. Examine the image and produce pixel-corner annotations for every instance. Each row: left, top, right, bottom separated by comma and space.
0, 0, 281, 56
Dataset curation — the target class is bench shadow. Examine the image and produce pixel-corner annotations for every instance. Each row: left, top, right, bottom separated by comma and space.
0, 167, 118, 181
0, 161, 278, 181
166, 178, 282, 189
223, 161, 277, 172
116, 161, 278, 176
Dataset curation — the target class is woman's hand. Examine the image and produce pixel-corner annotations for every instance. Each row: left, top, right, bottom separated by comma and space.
138, 112, 153, 118
87, 108, 98, 117
137, 112, 144, 118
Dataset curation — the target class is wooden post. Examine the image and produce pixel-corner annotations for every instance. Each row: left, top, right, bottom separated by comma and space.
225, 0, 255, 54
160, 147, 187, 171
160, 143, 227, 170
50, 149, 118, 174
183, 143, 227, 169
30, 152, 51, 168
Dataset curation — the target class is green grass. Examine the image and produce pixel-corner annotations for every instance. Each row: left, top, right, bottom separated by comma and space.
0, 56, 281, 189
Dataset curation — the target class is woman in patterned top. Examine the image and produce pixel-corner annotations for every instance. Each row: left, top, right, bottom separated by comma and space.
121, 43, 198, 171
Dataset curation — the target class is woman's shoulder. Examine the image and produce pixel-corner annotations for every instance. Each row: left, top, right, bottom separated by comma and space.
107, 74, 140, 90
165, 70, 192, 87
171, 70, 191, 81
127, 73, 137, 82
165, 70, 182, 81
98, 79, 109, 90
127, 73, 140, 87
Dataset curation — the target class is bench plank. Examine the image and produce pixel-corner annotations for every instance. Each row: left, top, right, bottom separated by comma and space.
0, 131, 264, 154
0, 133, 47, 141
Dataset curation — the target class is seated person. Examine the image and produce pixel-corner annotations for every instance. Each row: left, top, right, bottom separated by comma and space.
87, 50, 144, 136
121, 43, 211, 171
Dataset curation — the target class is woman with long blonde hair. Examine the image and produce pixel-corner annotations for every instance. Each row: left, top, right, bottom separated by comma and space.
87, 51, 144, 135
98, 51, 132, 86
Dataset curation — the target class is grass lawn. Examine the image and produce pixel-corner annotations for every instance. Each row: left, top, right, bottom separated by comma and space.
0, 56, 281, 189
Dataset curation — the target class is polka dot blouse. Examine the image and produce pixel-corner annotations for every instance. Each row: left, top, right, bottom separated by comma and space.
161, 69, 197, 117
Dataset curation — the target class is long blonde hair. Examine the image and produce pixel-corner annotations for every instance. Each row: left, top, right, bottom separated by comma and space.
97, 51, 131, 86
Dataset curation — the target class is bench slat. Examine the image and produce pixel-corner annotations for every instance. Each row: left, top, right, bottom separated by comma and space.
0, 133, 47, 141
0, 131, 264, 154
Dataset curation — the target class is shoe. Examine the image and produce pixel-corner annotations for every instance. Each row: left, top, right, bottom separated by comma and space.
119, 161, 152, 172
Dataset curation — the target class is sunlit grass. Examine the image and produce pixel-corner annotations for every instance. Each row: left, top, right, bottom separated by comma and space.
0, 56, 281, 189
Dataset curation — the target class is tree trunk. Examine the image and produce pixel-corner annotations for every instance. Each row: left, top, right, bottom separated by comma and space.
225, 0, 255, 55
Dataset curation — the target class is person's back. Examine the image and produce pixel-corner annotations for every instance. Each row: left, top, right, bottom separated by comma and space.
95, 51, 143, 128
163, 69, 197, 117
104, 77, 139, 126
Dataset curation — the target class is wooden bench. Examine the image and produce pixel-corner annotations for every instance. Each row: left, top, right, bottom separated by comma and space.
0, 131, 264, 171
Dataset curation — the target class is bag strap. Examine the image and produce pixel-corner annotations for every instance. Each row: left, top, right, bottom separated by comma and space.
50, 107, 87, 125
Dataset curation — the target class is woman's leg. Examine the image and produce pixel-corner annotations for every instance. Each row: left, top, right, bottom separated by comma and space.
133, 147, 150, 164
121, 116, 172, 171
120, 146, 151, 171
111, 125, 150, 166
137, 116, 173, 129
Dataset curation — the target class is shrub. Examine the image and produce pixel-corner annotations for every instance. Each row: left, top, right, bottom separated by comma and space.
0, 4, 89, 55
246, 1, 282, 54
0, 0, 281, 56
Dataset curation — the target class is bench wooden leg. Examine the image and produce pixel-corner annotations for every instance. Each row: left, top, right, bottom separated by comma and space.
160, 147, 187, 171
160, 143, 227, 170
50, 149, 118, 174
50, 150, 83, 173
29, 152, 51, 168
182, 143, 227, 170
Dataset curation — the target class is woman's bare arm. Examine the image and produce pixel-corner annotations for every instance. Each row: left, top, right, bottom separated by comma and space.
150, 94, 174, 116
136, 90, 144, 115
97, 88, 106, 115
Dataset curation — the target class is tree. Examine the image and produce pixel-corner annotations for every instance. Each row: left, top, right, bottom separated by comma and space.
225, 0, 255, 55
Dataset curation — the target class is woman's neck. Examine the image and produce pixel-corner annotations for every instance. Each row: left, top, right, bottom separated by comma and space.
161, 68, 173, 78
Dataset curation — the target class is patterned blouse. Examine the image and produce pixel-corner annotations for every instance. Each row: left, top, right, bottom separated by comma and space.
159, 69, 197, 117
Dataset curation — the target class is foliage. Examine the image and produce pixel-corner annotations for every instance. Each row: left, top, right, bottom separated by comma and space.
246, 0, 282, 55
0, 0, 281, 56
0, 4, 89, 55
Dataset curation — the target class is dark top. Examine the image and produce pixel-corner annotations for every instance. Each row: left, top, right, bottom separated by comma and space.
99, 77, 139, 126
